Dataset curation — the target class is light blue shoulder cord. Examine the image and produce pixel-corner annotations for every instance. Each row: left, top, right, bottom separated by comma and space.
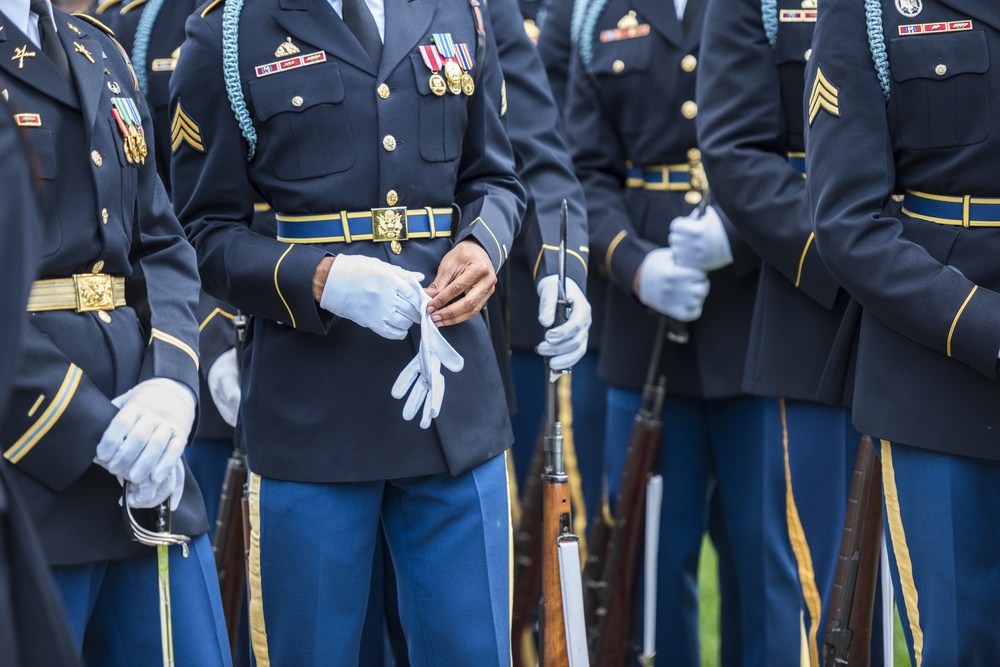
865, 0, 890, 102
570, 0, 590, 47
132, 0, 167, 95
761, 0, 777, 47
221, 0, 257, 160
578, 0, 610, 74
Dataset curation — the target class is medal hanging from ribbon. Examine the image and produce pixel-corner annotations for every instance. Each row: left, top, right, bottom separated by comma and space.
431, 33, 462, 95
418, 45, 447, 97
455, 43, 475, 96
111, 97, 148, 165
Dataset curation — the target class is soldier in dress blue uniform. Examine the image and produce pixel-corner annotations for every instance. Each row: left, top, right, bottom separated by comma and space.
696, 0, 882, 664
806, 1, 1000, 664
169, 0, 525, 661
565, 0, 809, 663
0, 91, 80, 667
0, 3, 230, 664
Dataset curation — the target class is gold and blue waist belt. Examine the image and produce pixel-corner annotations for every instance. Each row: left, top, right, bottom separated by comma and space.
27, 273, 126, 313
275, 207, 453, 252
626, 151, 708, 204
902, 191, 1000, 228
787, 152, 806, 175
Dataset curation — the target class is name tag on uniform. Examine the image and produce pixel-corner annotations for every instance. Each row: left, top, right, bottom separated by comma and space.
779, 9, 817, 21
898, 20, 973, 36
255, 51, 326, 78
14, 113, 41, 127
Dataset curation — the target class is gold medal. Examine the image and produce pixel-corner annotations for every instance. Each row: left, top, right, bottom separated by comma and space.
429, 73, 447, 97
444, 61, 462, 95
461, 72, 475, 96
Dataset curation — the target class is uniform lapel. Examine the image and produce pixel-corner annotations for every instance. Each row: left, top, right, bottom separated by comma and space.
270, 0, 377, 76
378, 0, 435, 80
0, 13, 78, 107
629, 0, 682, 47
58, 12, 102, 135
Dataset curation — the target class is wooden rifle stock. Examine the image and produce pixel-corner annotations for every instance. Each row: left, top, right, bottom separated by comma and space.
511, 426, 546, 667
541, 424, 572, 666
212, 450, 249, 662
587, 318, 669, 667
822, 435, 883, 666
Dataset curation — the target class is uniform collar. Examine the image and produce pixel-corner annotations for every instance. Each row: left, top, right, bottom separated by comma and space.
0, 0, 56, 48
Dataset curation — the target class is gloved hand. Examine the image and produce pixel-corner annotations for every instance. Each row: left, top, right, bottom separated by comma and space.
95, 378, 196, 484
125, 458, 186, 511
636, 248, 710, 321
320, 254, 425, 340
391, 293, 465, 428
208, 348, 241, 427
668, 205, 733, 272
536, 276, 591, 371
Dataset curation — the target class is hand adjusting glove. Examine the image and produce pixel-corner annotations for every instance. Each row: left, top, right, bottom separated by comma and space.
320, 254, 425, 340
208, 347, 241, 427
637, 248, 710, 322
668, 205, 733, 272
95, 378, 195, 509
391, 293, 465, 428
536, 276, 591, 371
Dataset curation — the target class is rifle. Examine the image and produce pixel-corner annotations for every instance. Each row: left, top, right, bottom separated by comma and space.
586, 316, 668, 667
212, 311, 251, 662
822, 435, 883, 666
538, 200, 589, 666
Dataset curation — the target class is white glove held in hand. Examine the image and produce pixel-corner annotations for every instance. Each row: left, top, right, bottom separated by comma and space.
668, 205, 733, 272
125, 459, 185, 511
208, 348, 241, 427
536, 276, 591, 371
95, 378, 195, 484
320, 254, 425, 340
391, 293, 465, 428
637, 248, 710, 322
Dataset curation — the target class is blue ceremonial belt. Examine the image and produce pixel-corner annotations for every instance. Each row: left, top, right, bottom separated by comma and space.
902, 191, 1000, 228
625, 163, 693, 190
787, 152, 806, 176
275, 207, 454, 244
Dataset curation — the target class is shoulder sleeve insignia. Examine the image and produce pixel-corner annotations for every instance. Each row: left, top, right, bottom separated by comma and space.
172, 100, 205, 153
72, 13, 115, 36
808, 66, 840, 125
93, 0, 123, 15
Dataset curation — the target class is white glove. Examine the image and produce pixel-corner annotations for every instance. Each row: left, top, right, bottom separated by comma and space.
536, 276, 591, 371
668, 205, 733, 272
125, 459, 186, 511
637, 248, 710, 322
95, 378, 196, 484
391, 293, 465, 428
320, 254, 425, 340
207, 348, 241, 427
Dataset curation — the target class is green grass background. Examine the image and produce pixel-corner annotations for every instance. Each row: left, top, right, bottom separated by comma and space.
696, 538, 912, 667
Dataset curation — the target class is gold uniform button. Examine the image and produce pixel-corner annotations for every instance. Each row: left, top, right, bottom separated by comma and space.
291, 95, 304, 107
91, 150, 103, 167
804, 48, 812, 61
383, 135, 396, 151
377, 83, 390, 99
687, 147, 701, 161
612, 59, 625, 73
685, 191, 703, 205
386, 189, 398, 206
92, 260, 105, 273
935, 63, 947, 76
101, 208, 109, 224
681, 101, 698, 119
680, 54, 697, 72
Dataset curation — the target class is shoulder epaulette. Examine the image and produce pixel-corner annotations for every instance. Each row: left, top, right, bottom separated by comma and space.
201, 0, 225, 18
73, 13, 115, 35
120, 0, 149, 15
93, 0, 123, 15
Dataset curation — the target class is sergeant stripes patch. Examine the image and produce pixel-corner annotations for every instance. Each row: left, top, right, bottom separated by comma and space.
808, 67, 840, 125
171, 101, 204, 153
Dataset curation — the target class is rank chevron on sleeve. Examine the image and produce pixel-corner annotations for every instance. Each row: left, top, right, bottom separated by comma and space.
808, 67, 840, 125
171, 101, 204, 153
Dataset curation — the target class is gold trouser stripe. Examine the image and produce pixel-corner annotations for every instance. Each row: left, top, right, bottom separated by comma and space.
273, 245, 297, 328
795, 233, 815, 289
605, 230, 627, 278
557, 374, 588, 563
5, 365, 82, 463
248, 473, 271, 667
504, 450, 515, 667
880, 440, 924, 667
780, 399, 822, 667
150, 328, 200, 370
506, 449, 522, 532
946, 285, 978, 357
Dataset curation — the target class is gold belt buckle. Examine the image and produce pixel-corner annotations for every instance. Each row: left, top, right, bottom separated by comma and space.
686, 148, 709, 204
73, 273, 115, 312
371, 207, 408, 254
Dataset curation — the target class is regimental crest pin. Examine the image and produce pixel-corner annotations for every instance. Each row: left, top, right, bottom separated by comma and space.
895, 0, 922, 18
275, 37, 300, 58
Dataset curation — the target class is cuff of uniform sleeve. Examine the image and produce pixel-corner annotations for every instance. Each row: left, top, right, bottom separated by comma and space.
198, 312, 236, 380
532, 245, 589, 295
142, 330, 202, 402
461, 218, 510, 273
274, 244, 338, 335
948, 285, 1000, 379
606, 232, 657, 290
